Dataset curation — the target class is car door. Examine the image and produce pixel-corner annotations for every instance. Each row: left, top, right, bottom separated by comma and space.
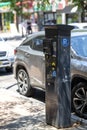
28, 36, 45, 89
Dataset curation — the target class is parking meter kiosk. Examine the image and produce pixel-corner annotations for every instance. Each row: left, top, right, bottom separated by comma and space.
43, 25, 73, 128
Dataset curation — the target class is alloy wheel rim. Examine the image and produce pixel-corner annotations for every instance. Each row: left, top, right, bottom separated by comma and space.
18, 70, 28, 95
73, 86, 87, 117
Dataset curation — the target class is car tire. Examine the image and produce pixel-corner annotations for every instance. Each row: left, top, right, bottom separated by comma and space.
72, 82, 87, 119
17, 69, 32, 97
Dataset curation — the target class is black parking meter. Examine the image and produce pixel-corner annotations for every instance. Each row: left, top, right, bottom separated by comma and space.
43, 25, 74, 128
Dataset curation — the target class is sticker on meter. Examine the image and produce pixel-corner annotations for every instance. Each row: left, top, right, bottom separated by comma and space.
52, 70, 56, 77
62, 38, 69, 47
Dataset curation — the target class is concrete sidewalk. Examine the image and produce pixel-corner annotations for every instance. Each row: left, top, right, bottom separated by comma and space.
0, 88, 87, 130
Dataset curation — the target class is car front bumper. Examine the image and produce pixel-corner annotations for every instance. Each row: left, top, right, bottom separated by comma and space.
0, 58, 14, 68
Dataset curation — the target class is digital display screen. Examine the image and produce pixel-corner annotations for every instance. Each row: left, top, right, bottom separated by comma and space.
43, 39, 57, 56
52, 41, 56, 56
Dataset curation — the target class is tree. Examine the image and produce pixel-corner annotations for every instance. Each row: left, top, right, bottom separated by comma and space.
0, 0, 50, 13
0, 0, 25, 15
72, 0, 87, 22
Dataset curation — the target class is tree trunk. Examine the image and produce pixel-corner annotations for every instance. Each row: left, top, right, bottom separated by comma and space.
81, 1, 85, 22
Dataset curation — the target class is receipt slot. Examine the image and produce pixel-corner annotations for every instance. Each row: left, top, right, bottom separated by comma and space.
43, 25, 74, 128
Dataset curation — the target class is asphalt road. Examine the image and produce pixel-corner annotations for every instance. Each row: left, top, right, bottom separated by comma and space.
0, 69, 17, 90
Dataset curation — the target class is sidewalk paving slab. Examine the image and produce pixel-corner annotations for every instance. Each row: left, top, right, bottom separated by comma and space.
0, 88, 87, 130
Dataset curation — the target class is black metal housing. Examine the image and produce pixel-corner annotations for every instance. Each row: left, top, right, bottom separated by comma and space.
44, 25, 74, 128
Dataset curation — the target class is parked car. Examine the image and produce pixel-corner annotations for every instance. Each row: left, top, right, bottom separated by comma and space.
68, 23, 87, 29
14, 30, 87, 119
0, 37, 14, 72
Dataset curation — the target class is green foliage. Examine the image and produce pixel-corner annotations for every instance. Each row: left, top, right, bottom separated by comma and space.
72, 0, 86, 10
0, 0, 50, 13
0, 0, 22, 15
0, 0, 86, 12
37, 0, 50, 11
72, 0, 87, 22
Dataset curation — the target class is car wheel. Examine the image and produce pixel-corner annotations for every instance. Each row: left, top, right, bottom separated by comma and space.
17, 69, 32, 96
5, 67, 13, 72
72, 82, 87, 119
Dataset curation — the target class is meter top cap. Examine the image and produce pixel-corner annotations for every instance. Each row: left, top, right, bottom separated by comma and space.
44, 24, 74, 38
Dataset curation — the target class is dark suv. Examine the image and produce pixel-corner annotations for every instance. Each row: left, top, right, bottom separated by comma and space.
14, 30, 87, 119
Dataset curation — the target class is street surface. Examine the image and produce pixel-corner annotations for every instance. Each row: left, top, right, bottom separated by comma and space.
0, 68, 17, 91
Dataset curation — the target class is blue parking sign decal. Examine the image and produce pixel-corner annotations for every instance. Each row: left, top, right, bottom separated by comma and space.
61, 38, 69, 47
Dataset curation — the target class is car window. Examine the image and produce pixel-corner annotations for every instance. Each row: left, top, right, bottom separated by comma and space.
22, 39, 33, 47
71, 35, 87, 57
32, 36, 45, 52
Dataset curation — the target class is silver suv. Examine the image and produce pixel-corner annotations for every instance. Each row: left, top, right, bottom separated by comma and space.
14, 30, 87, 119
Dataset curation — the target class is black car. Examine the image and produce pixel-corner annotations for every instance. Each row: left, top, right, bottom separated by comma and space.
14, 30, 87, 119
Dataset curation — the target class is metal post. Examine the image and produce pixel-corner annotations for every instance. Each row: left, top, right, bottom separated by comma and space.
44, 25, 74, 129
